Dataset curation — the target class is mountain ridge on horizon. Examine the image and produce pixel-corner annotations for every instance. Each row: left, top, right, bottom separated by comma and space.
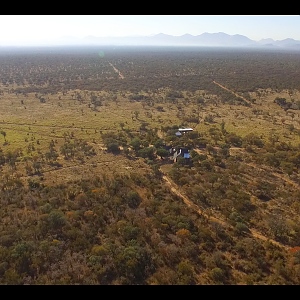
57, 32, 300, 48
4, 32, 300, 48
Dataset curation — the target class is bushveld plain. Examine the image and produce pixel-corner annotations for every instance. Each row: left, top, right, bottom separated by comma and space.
2, 46, 300, 284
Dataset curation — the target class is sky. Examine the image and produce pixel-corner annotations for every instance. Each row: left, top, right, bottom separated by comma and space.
0, 15, 300, 46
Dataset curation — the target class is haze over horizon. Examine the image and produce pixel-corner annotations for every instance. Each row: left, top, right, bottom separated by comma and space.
1, 15, 300, 46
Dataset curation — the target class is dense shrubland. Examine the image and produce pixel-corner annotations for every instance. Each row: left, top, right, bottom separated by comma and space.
3, 46, 300, 97
0, 124, 299, 284
0, 158, 299, 285
1, 46, 300, 284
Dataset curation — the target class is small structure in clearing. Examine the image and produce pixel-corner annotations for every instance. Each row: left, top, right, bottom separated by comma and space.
175, 128, 193, 137
173, 147, 190, 162
178, 128, 193, 133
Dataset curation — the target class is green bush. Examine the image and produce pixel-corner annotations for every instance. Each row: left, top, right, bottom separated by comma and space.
107, 142, 120, 154
234, 222, 250, 235
243, 133, 264, 148
210, 267, 226, 283
225, 133, 242, 147
47, 210, 66, 231
138, 147, 156, 160
130, 138, 142, 152
156, 148, 169, 159
201, 160, 212, 171
177, 260, 194, 276
126, 191, 141, 209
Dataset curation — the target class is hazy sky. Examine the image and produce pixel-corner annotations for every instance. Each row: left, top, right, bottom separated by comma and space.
1, 15, 300, 45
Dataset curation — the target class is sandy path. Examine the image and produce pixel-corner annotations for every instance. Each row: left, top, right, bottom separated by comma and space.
0, 121, 116, 131
20, 161, 111, 179
195, 147, 300, 191
161, 172, 290, 250
162, 174, 228, 227
244, 162, 300, 190
0, 126, 65, 139
213, 80, 252, 105
108, 62, 124, 79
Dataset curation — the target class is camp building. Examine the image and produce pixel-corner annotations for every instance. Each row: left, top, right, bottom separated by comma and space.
178, 128, 193, 133
173, 147, 190, 162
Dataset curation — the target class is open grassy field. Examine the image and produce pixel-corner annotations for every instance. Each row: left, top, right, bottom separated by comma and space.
2, 85, 300, 155
2, 83, 300, 197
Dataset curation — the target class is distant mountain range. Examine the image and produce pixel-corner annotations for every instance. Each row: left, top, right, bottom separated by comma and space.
40, 33, 300, 49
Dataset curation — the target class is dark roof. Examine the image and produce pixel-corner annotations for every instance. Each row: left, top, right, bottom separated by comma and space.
180, 148, 189, 154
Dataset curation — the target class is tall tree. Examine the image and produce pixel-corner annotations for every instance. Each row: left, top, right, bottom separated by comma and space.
156, 148, 169, 159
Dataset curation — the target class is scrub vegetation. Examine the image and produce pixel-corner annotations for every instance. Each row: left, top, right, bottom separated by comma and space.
1, 46, 300, 284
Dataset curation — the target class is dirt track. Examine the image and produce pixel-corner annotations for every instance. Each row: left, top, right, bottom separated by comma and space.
213, 80, 252, 105
162, 175, 228, 227
0, 121, 117, 131
108, 62, 124, 79
196, 147, 300, 191
245, 162, 300, 190
161, 173, 290, 250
